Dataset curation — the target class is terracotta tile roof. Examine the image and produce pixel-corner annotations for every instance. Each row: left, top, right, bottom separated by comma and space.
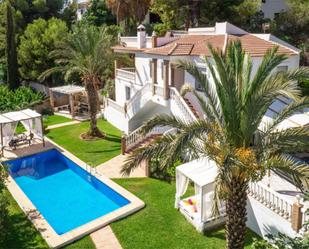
144, 34, 297, 57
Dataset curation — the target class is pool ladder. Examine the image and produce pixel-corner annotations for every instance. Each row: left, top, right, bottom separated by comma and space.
85, 164, 99, 176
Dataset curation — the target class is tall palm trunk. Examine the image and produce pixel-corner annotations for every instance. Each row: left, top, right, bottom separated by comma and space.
225, 178, 248, 249
85, 79, 103, 137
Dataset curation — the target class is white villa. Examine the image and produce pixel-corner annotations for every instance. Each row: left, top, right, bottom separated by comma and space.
104, 22, 309, 239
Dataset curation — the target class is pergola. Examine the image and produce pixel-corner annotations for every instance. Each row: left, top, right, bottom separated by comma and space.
0, 109, 45, 155
49, 85, 88, 118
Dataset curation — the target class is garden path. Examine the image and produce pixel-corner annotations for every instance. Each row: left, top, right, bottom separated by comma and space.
96, 154, 147, 178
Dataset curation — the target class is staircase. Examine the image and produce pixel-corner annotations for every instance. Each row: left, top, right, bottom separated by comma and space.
183, 97, 200, 119
125, 134, 161, 154
122, 126, 170, 154
120, 86, 199, 154
170, 87, 198, 123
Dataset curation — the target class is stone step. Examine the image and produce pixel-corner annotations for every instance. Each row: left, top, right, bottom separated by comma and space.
183, 98, 199, 118
126, 134, 160, 153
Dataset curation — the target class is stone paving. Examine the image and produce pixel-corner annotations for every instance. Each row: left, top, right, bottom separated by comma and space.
90, 226, 122, 249
90, 154, 147, 249
46, 120, 80, 130
96, 154, 147, 178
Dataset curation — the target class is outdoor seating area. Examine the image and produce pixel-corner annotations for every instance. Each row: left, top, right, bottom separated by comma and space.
49, 85, 91, 120
8, 132, 34, 150
0, 109, 45, 156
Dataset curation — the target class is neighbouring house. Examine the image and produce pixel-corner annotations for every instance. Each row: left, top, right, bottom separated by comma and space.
105, 22, 309, 239
261, 0, 288, 20
67, 0, 90, 20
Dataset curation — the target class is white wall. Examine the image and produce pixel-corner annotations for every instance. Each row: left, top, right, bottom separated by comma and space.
251, 55, 299, 77
261, 0, 288, 19
104, 106, 129, 133
247, 197, 297, 239
128, 101, 170, 131
115, 78, 142, 106
135, 53, 152, 86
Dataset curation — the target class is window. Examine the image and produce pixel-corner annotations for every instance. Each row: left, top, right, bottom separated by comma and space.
277, 65, 288, 73
195, 67, 207, 91
125, 86, 131, 100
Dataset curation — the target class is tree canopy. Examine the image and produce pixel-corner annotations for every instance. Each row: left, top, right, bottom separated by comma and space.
18, 18, 68, 84
106, 0, 151, 32
82, 0, 116, 26
150, 0, 263, 35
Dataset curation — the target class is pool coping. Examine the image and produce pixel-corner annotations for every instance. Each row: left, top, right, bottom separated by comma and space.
3, 137, 145, 248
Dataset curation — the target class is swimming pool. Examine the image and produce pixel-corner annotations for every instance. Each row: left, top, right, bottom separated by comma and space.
6, 149, 130, 235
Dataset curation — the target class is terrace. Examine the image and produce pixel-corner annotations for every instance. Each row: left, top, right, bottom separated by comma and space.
115, 68, 136, 83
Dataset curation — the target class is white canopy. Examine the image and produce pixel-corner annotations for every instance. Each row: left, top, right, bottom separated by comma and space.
50, 85, 85, 95
0, 109, 41, 124
0, 109, 44, 151
176, 157, 218, 187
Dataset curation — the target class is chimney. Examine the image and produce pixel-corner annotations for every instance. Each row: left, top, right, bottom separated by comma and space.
151, 31, 157, 48
137, 24, 146, 49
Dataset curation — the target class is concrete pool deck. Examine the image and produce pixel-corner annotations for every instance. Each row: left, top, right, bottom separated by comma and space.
2, 138, 145, 248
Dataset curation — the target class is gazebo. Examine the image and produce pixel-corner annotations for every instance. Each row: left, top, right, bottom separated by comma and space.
49, 85, 89, 118
175, 157, 226, 232
0, 109, 45, 155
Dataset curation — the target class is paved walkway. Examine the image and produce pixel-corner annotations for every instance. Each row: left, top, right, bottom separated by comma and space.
96, 154, 147, 178
90, 154, 147, 249
46, 120, 80, 130
90, 226, 122, 249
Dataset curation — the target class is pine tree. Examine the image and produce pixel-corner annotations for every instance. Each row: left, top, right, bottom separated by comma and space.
5, 1, 19, 89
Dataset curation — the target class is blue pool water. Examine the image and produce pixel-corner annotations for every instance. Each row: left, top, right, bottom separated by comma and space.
6, 149, 130, 235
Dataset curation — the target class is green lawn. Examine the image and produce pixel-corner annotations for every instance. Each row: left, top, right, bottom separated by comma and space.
112, 178, 262, 249
46, 119, 121, 166
43, 115, 72, 127
1, 190, 95, 249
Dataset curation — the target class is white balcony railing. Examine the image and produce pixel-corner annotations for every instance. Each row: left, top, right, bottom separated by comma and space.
248, 181, 294, 221
125, 125, 170, 151
106, 98, 125, 114
116, 68, 136, 82
170, 87, 197, 123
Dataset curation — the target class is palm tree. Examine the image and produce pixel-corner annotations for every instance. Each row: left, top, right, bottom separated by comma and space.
40, 25, 116, 138
106, 0, 151, 25
122, 41, 309, 249
106, 0, 129, 25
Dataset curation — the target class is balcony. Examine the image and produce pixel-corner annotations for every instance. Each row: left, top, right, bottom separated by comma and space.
116, 68, 136, 82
